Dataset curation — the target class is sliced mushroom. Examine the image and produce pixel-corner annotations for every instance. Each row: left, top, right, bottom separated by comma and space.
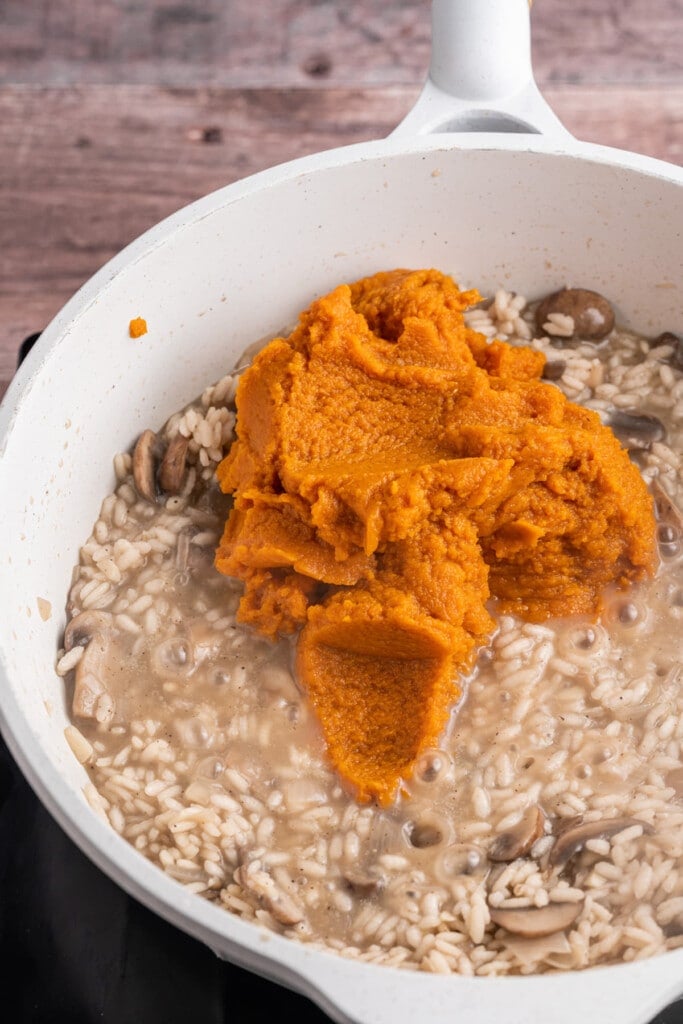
406, 820, 447, 850
664, 920, 683, 939
606, 410, 666, 450
63, 610, 112, 652
541, 360, 567, 381
237, 862, 305, 926
671, 340, 683, 372
651, 479, 683, 532
535, 288, 615, 342
133, 428, 158, 503
488, 804, 545, 863
665, 767, 683, 800
490, 901, 582, 938
504, 930, 571, 967
159, 433, 189, 495
652, 331, 683, 371
72, 634, 110, 719
68, 615, 116, 722
651, 330, 679, 348
485, 862, 509, 892
549, 816, 654, 868
342, 868, 385, 897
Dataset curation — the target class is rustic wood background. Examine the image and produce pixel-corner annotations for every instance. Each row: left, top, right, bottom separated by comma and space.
1, 0, 682, 401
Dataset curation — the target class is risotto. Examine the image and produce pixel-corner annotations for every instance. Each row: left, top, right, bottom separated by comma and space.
57, 276, 683, 977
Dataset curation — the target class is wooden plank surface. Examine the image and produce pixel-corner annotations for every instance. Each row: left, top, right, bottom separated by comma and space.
1, 0, 683, 401
2, 0, 682, 87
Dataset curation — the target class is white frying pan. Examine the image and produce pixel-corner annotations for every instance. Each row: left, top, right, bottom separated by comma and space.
1, 2, 682, 1021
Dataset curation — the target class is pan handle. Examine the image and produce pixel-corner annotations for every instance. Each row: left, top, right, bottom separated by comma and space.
392, 0, 571, 139
304, 949, 683, 1024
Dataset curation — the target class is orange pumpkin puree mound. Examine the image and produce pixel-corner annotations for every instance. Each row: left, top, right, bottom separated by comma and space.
215, 268, 657, 806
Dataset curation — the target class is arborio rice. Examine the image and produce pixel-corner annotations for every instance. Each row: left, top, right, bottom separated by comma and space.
57, 285, 683, 976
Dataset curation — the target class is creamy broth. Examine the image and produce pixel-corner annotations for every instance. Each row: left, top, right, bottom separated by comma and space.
58, 286, 683, 975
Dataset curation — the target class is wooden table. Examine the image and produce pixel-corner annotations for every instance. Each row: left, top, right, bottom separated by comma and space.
1, 0, 682, 402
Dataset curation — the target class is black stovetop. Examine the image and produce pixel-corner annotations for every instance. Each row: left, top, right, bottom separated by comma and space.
3, 335, 682, 1024
2, 733, 682, 1024
0, 734, 334, 1023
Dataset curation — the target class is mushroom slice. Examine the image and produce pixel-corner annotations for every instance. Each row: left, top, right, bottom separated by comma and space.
237, 861, 305, 926
665, 767, 683, 800
652, 331, 683, 371
534, 288, 614, 342
549, 816, 654, 868
541, 360, 566, 381
490, 901, 582, 938
652, 331, 680, 349
343, 867, 385, 897
133, 428, 158, 503
488, 804, 545, 863
159, 433, 189, 495
72, 634, 110, 719
651, 479, 683, 532
505, 931, 571, 968
63, 610, 112, 652
606, 411, 666, 451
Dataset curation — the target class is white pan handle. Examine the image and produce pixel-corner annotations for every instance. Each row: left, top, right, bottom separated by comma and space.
304, 949, 683, 1024
393, 0, 571, 139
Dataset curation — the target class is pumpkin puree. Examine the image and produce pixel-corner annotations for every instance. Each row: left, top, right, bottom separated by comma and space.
215, 269, 656, 805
